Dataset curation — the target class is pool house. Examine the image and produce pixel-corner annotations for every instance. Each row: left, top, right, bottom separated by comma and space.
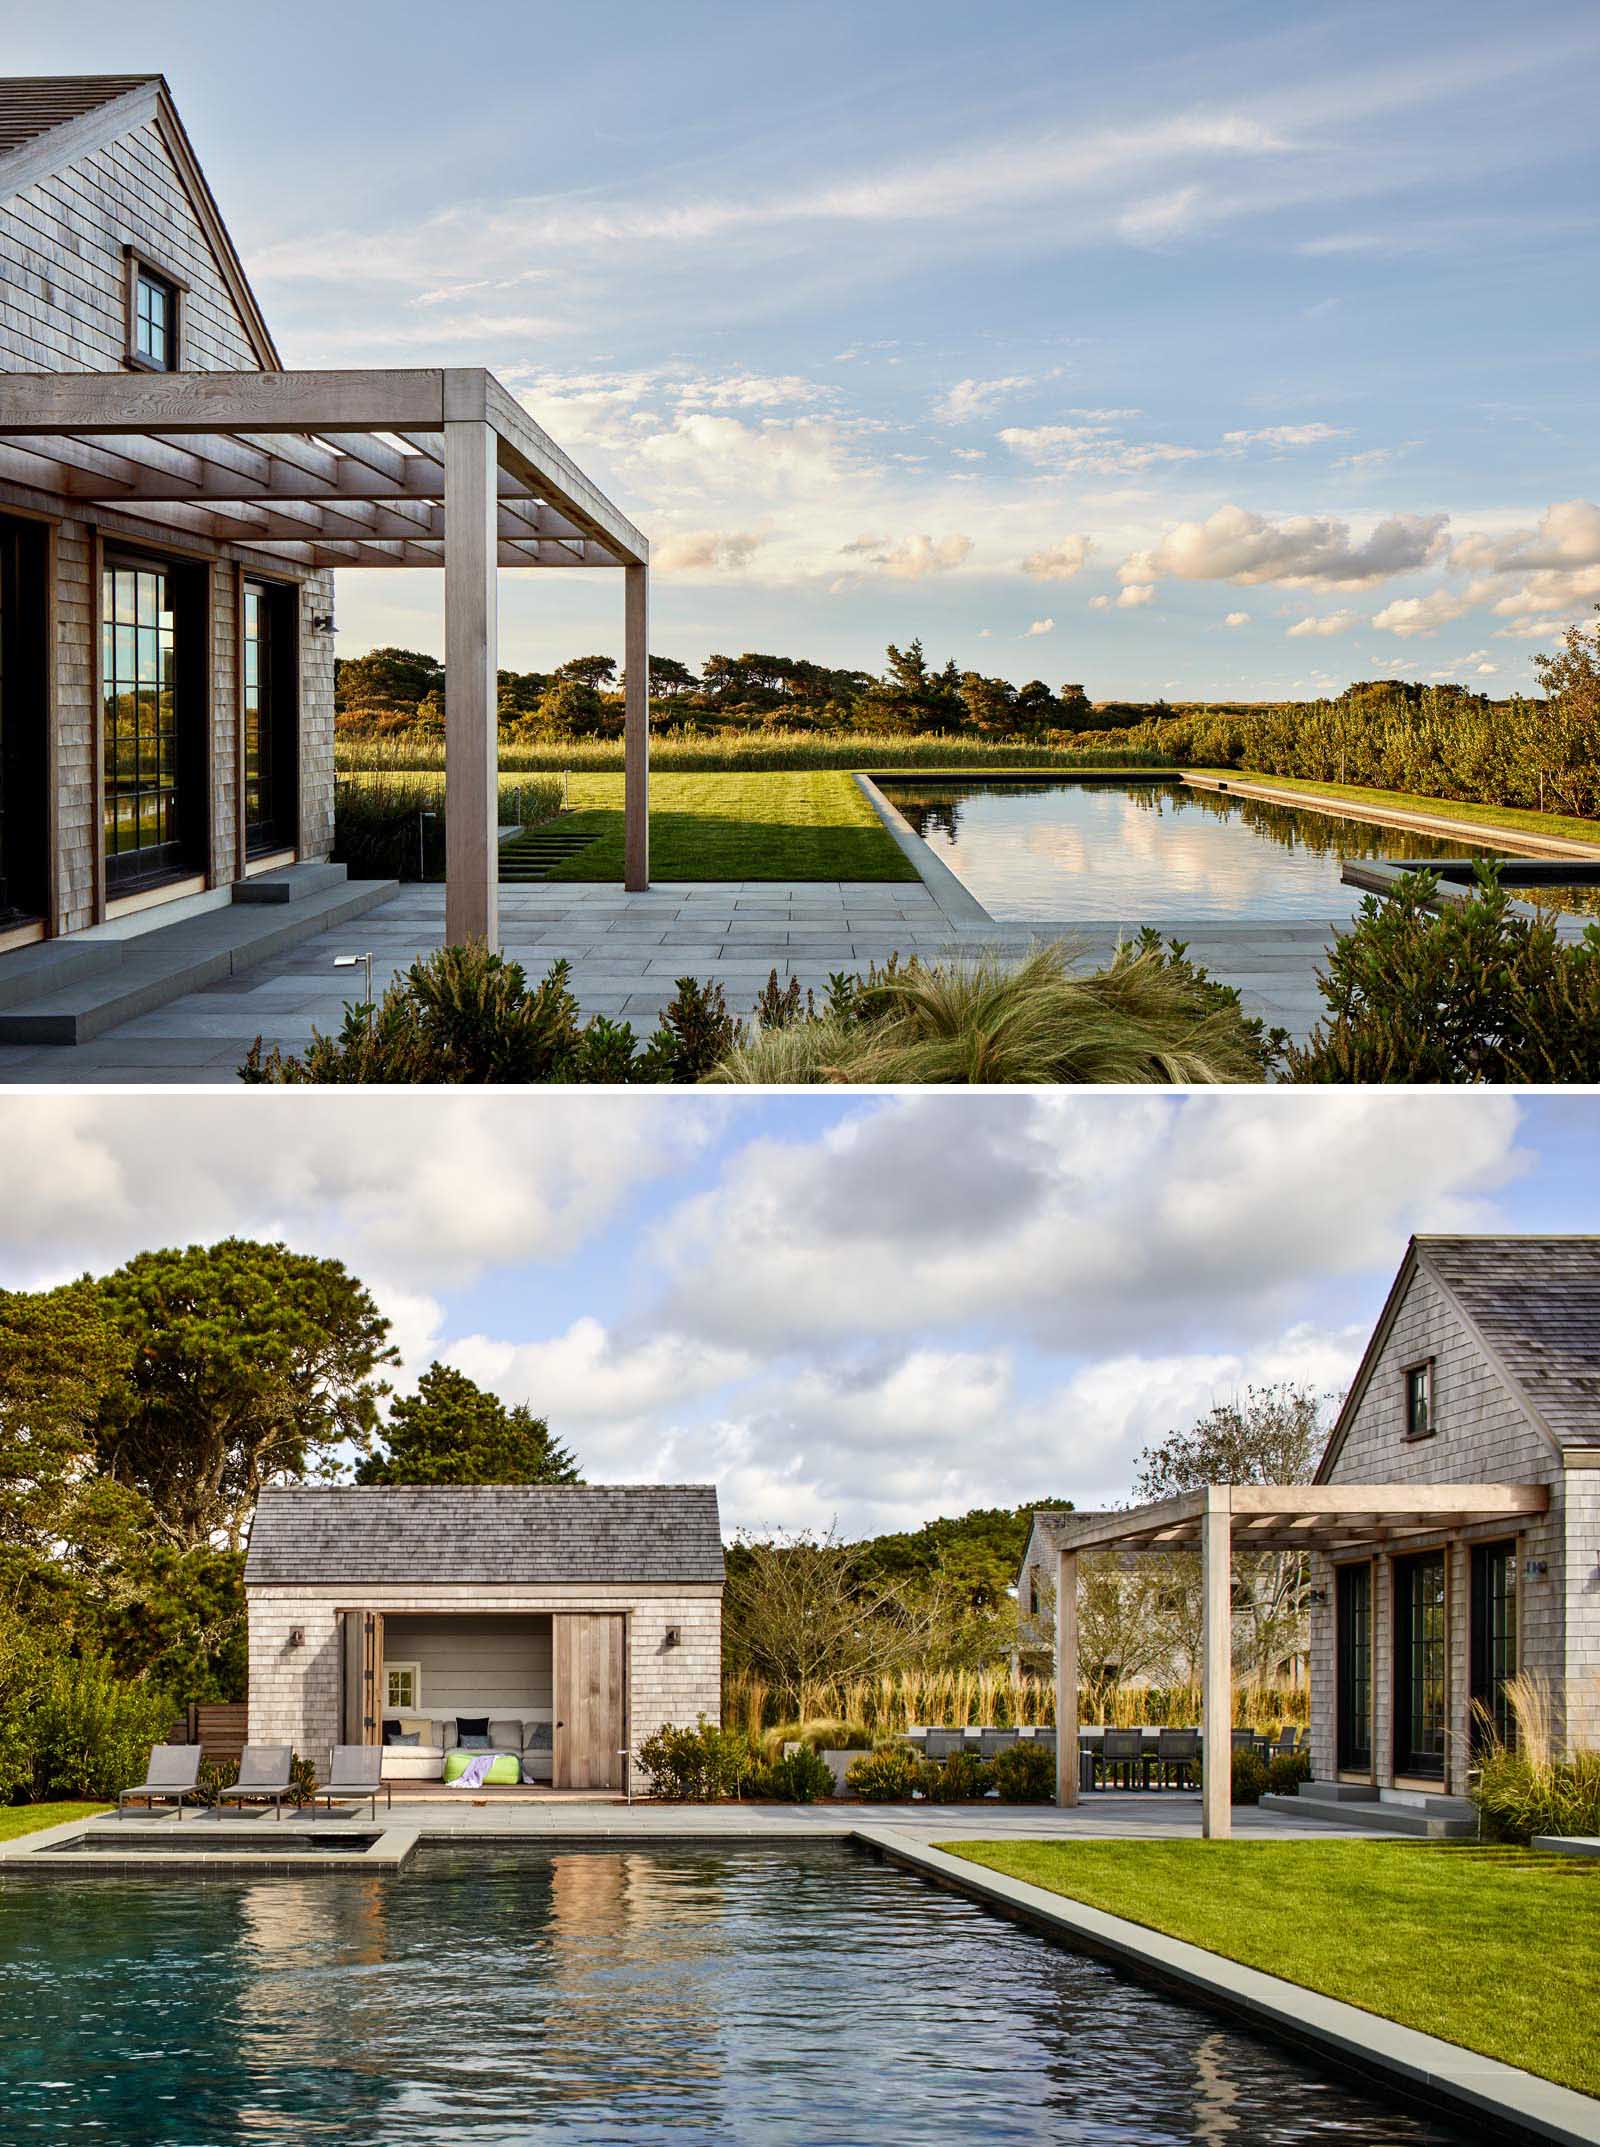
1027, 1234, 1599, 1835
0, 73, 650, 1004
243, 1485, 724, 1792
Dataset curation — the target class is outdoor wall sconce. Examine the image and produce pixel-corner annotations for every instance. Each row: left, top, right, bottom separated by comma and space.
1525, 1559, 1549, 1579
309, 613, 336, 633
664, 1625, 682, 1649
288, 1626, 305, 1648
1305, 1588, 1328, 1606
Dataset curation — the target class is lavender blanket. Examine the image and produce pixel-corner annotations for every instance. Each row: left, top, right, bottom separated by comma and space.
449, 1751, 495, 1790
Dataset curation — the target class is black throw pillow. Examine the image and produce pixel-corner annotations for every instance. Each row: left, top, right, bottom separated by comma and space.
455, 1716, 490, 1741
382, 1719, 403, 1744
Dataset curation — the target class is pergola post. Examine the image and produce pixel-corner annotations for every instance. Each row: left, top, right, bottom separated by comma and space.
1201, 1492, 1232, 1840
444, 416, 499, 948
624, 562, 650, 891
1055, 1546, 1079, 1808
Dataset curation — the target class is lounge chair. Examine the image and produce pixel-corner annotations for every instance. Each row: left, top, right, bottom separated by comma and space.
215, 1744, 300, 1820
318, 1745, 392, 1820
119, 1744, 202, 1819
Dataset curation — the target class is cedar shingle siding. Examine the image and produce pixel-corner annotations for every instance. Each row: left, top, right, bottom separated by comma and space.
1309, 1236, 1600, 1784
0, 75, 335, 942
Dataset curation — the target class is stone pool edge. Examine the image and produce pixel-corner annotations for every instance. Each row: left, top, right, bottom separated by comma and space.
852, 774, 996, 926
1180, 773, 1600, 862
854, 1829, 1600, 2147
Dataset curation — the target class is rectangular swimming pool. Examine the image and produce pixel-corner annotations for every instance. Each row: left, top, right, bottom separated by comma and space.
878, 778, 1588, 924
0, 1843, 1476, 2143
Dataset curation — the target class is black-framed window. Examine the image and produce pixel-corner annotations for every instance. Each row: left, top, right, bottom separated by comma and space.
0, 517, 48, 928
101, 555, 203, 891
1394, 1550, 1447, 1779
127, 258, 181, 372
1335, 1561, 1372, 1774
1470, 1540, 1518, 1751
1404, 1361, 1434, 1441
242, 578, 297, 856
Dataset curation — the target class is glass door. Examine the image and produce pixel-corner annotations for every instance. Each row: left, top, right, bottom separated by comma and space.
1393, 1551, 1447, 1779
1335, 1561, 1372, 1773
242, 579, 297, 856
1470, 1540, 1518, 1751
102, 555, 200, 891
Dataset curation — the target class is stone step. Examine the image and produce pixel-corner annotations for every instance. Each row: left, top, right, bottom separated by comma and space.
0, 876, 398, 1045
1261, 1787, 1478, 1839
231, 860, 351, 905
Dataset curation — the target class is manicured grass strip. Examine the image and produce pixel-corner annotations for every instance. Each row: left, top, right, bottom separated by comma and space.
940, 1839, 1600, 2097
525, 770, 918, 882
1195, 769, 1600, 853
0, 1803, 107, 1842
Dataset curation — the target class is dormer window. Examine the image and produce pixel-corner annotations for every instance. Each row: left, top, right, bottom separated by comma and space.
126, 255, 182, 372
1404, 1360, 1435, 1441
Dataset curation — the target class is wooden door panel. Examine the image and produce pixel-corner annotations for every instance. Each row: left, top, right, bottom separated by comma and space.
553, 1614, 625, 1789
342, 1610, 384, 1745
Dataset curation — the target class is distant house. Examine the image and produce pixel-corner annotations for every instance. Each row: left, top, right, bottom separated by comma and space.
1029, 1235, 1598, 1833
243, 1485, 724, 1790
0, 72, 650, 993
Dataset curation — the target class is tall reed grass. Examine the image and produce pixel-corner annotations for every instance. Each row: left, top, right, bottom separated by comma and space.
722, 1666, 1308, 1735
334, 730, 1171, 778
332, 765, 561, 879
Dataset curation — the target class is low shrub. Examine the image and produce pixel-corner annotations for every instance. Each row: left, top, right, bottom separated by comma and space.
916, 1750, 995, 1802
1266, 1749, 1312, 1796
1230, 1747, 1269, 1805
638, 1718, 754, 1801
23, 1654, 174, 1802
845, 1743, 922, 1801
1285, 865, 1600, 1083
711, 934, 1282, 1086
992, 1741, 1057, 1803
749, 1745, 836, 1803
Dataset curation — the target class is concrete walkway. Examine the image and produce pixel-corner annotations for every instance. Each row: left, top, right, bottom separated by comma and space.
0, 880, 1343, 1082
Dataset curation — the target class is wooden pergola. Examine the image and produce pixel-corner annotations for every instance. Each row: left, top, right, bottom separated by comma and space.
1048, 1481, 1549, 1837
0, 366, 651, 942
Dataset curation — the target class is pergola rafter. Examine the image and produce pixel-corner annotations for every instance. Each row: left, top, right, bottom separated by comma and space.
0, 365, 652, 930
1047, 1480, 1549, 1837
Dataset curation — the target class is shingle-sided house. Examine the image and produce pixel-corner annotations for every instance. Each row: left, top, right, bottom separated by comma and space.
243, 1486, 724, 1791
1030, 1235, 1598, 1835
0, 74, 650, 1017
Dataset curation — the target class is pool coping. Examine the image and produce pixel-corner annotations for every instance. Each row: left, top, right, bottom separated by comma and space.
0, 1813, 422, 1873
852, 773, 997, 926
1180, 773, 1600, 862
855, 1830, 1600, 2147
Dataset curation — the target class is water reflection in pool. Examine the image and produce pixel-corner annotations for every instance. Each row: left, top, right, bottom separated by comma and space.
880, 779, 1587, 923
0, 1843, 1475, 2144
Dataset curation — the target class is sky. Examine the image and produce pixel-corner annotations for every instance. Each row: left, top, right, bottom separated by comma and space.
9, 0, 1600, 698
1, 1090, 1594, 1539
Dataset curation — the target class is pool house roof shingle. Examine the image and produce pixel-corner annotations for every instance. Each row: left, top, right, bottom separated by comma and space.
244, 1484, 726, 1589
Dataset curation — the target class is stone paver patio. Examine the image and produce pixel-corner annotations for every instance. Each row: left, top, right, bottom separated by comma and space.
0, 878, 1346, 1082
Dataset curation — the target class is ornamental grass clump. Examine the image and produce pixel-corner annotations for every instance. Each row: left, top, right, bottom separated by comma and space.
1470, 1673, 1600, 1842
845, 1744, 922, 1801
711, 934, 1281, 1086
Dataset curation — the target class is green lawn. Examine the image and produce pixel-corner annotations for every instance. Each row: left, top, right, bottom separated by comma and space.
541, 771, 919, 882
0, 1802, 107, 1842
942, 1839, 1600, 2096
1198, 769, 1600, 853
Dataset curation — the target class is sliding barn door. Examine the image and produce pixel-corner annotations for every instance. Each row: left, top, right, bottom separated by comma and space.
340, 1610, 385, 1745
552, 1614, 626, 1789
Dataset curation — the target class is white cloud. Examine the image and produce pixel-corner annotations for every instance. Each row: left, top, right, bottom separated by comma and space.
1022, 535, 1093, 579
653, 529, 766, 574
1286, 610, 1357, 637
1121, 503, 1449, 589
1369, 590, 1473, 637
1026, 617, 1056, 636
934, 374, 1047, 423
1452, 499, 1600, 576
1223, 610, 1251, 627
1088, 593, 1112, 610
840, 532, 974, 578
1222, 423, 1348, 448
650, 1093, 1524, 1355
1117, 582, 1156, 608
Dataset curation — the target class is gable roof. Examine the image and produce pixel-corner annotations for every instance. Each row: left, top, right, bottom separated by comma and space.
0, 72, 279, 367
244, 1485, 726, 1589
1319, 1235, 1600, 1476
